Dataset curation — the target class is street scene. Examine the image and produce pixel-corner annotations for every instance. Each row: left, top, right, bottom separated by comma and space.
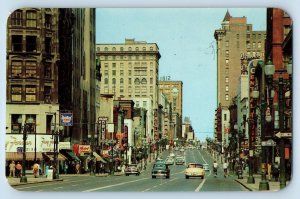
5, 8, 292, 192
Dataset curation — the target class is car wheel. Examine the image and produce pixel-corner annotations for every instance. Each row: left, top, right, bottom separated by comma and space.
201, 176, 204, 179
185, 175, 189, 179
152, 176, 156, 179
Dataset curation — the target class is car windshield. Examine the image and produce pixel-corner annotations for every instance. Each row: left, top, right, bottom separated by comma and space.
154, 164, 166, 169
188, 164, 203, 168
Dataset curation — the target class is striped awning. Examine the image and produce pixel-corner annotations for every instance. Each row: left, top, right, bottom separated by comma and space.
6, 152, 43, 161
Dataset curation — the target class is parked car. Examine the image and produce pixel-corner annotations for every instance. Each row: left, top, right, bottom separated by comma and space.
185, 163, 205, 179
203, 163, 210, 171
175, 157, 185, 165
152, 163, 170, 179
124, 164, 140, 176
180, 148, 185, 152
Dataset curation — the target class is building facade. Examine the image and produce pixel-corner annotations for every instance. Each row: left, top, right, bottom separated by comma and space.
214, 10, 266, 107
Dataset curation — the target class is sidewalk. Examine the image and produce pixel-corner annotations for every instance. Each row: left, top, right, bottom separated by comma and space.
235, 174, 288, 191
6, 175, 63, 186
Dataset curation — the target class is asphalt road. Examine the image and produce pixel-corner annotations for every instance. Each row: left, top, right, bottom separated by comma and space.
13, 149, 248, 192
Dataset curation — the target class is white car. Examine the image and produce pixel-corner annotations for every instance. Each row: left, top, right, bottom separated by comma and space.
185, 163, 205, 179
203, 163, 210, 171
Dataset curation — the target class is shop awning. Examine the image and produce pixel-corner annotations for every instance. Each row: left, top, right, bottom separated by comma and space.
93, 152, 107, 163
65, 151, 81, 162
6, 152, 43, 161
42, 153, 67, 161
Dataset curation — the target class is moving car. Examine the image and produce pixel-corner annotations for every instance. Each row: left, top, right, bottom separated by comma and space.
165, 158, 174, 165
124, 164, 140, 176
180, 148, 185, 152
152, 163, 170, 179
203, 163, 210, 171
175, 157, 185, 165
185, 163, 205, 179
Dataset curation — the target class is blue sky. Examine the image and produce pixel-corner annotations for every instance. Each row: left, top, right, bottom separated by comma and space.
96, 8, 266, 141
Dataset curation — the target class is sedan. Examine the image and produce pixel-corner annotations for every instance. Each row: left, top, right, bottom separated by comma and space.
185, 163, 205, 179
124, 164, 140, 176
152, 163, 170, 179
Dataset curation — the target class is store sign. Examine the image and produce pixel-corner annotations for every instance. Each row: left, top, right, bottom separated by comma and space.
59, 142, 71, 150
60, 113, 73, 126
5, 134, 56, 152
78, 145, 91, 154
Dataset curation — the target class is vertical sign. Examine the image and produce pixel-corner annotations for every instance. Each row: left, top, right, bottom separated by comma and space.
98, 117, 108, 140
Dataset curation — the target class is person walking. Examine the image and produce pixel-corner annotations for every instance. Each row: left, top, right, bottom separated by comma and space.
15, 162, 22, 178
9, 161, 16, 177
223, 161, 228, 178
213, 160, 218, 177
33, 162, 39, 178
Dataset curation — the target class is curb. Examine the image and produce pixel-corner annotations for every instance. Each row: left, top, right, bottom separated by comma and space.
9, 179, 63, 187
234, 179, 253, 191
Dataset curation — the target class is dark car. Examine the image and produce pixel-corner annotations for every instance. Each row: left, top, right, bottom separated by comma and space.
152, 163, 170, 179
125, 164, 140, 176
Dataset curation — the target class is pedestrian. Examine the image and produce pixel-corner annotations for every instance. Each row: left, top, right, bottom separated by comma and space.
64, 162, 68, 174
75, 162, 80, 174
15, 162, 22, 178
223, 161, 228, 177
45, 164, 49, 178
267, 163, 272, 181
272, 162, 279, 181
33, 162, 39, 178
9, 161, 16, 177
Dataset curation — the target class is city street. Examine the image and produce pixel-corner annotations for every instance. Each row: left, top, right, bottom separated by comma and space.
12, 149, 248, 192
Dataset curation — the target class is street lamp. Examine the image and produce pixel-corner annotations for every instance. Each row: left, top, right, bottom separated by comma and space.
264, 58, 291, 189
52, 125, 63, 179
88, 134, 97, 176
18, 116, 34, 183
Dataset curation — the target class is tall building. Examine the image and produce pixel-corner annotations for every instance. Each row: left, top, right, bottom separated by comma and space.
214, 10, 266, 107
58, 8, 96, 144
158, 81, 183, 139
96, 39, 161, 141
6, 8, 60, 134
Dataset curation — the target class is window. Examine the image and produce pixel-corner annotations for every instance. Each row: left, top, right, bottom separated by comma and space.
11, 10, 22, 26
112, 56, 115, 60
225, 77, 229, 83
258, 34, 261, 39
120, 63, 124, 69
136, 47, 139, 51
128, 86, 132, 93
112, 78, 116, 85
25, 86, 36, 102
224, 114, 227, 121
120, 86, 124, 93
225, 50, 229, 57
225, 41, 229, 47
112, 47, 116, 51
12, 35, 22, 52
104, 70, 108, 76
143, 47, 146, 51
11, 114, 22, 133
120, 70, 124, 76
11, 85, 22, 101
104, 63, 108, 68
45, 14, 52, 29
26, 36, 37, 52
120, 55, 123, 60
104, 86, 109, 93
129, 70, 132, 76
136, 101, 140, 108
104, 47, 108, 51
11, 61, 22, 77
134, 78, 140, 85
104, 78, 108, 84
247, 34, 250, 39
44, 63, 51, 78
120, 78, 124, 84
112, 63, 116, 68
225, 85, 229, 92
25, 62, 37, 77
150, 70, 153, 76
150, 78, 153, 84
247, 42, 250, 49
150, 62, 153, 68
26, 11, 37, 27
141, 78, 147, 84
236, 34, 239, 40
120, 47, 124, 51
150, 86, 153, 93
225, 68, 229, 75
45, 37, 51, 54
252, 34, 256, 39
112, 70, 116, 76
44, 86, 51, 103
225, 94, 229, 101
150, 47, 153, 51
225, 59, 229, 65
252, 42, 256, 48
128, 78, 132, 84
258, 42, 262, 48
128, 62, 132, 68
128, 47, 132, 51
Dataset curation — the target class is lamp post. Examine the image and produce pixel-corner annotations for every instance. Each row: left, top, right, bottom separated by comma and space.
264, 58, 291, 189
52, 125, 63, 179
109, 139, 116, 175
88, 134, 96, 176
18, 116, 34, 183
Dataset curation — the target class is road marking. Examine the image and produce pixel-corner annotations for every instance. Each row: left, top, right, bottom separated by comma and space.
83, 177, 148, 192
194, 179, 206, 192
142, 178, 177, 192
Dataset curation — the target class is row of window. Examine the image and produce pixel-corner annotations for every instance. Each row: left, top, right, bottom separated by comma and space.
10, 61, 52, 78
11, 114, 36, 133
104, 69, 154, 76
10, 85, 52, 102
100, 54, 156, 61
104, 77, 154, 85
11, 35, 52, 53
10, 10, 53, 29
103, 85, 154, 94
103, 62, 154, 68
98, 46, 155, 52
